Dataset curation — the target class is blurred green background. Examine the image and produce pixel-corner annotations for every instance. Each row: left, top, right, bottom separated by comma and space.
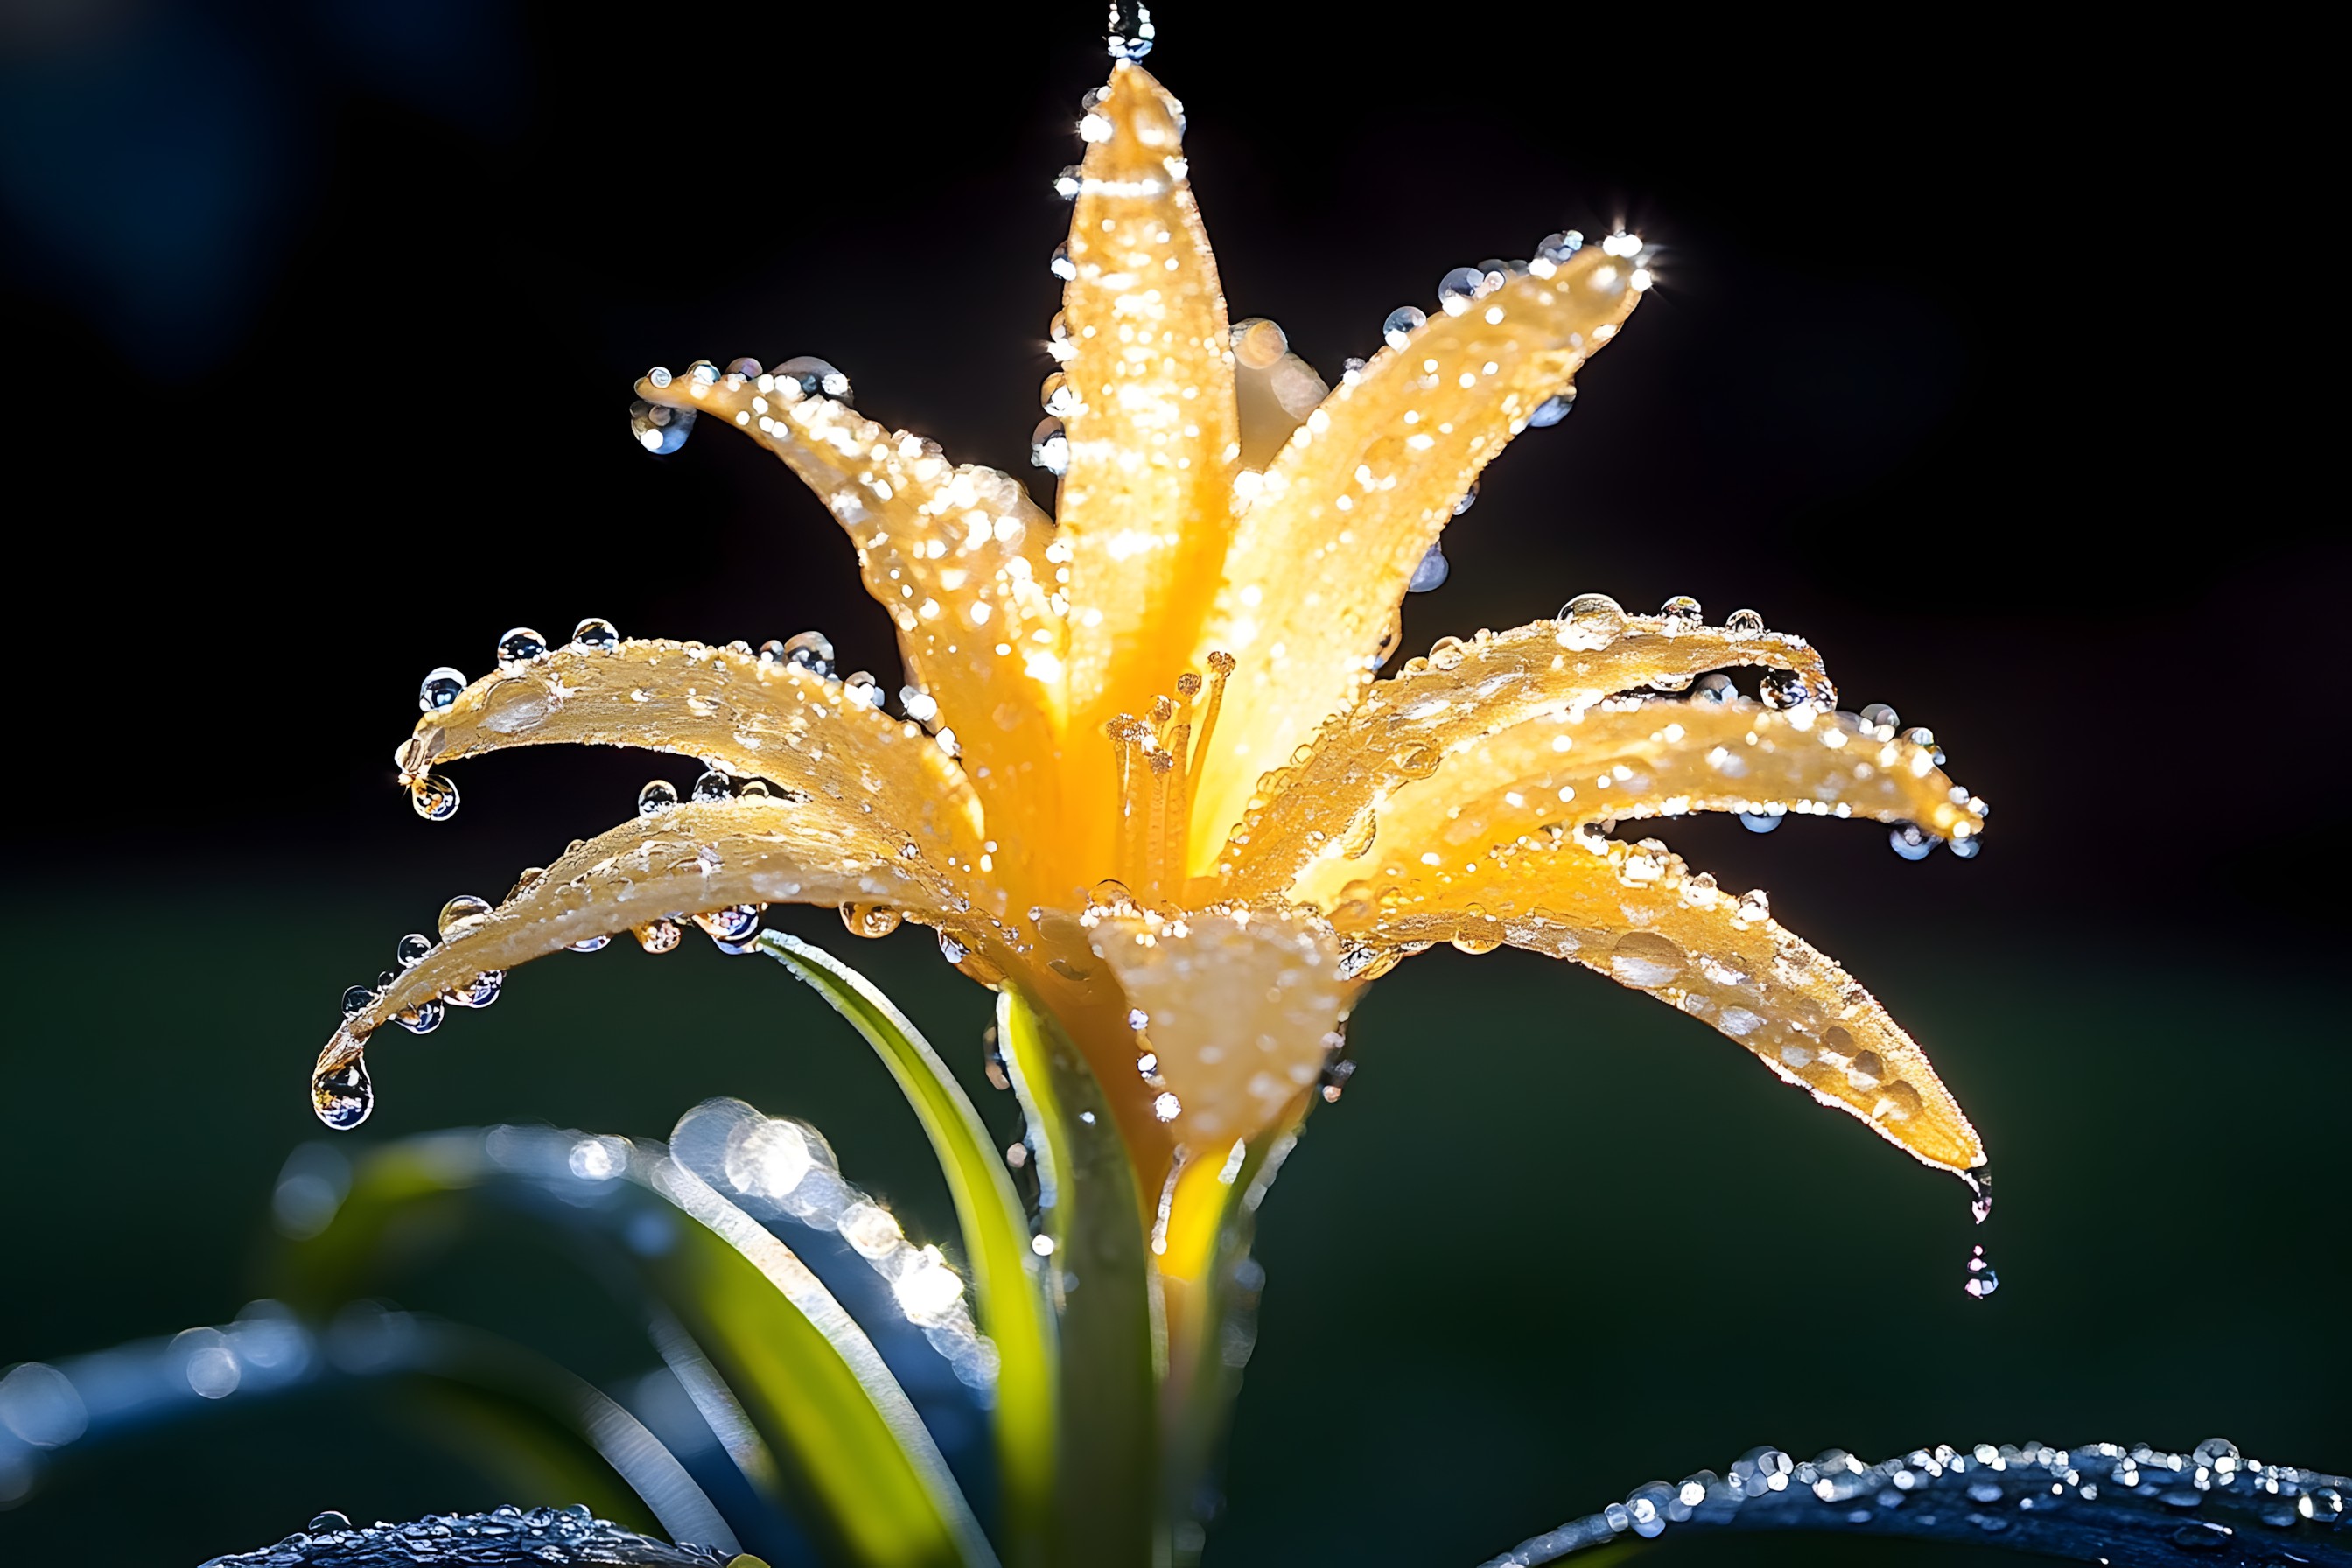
1, 1, 2338, 1562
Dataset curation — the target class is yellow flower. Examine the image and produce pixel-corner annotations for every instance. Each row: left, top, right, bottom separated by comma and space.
317, 61, 1985, 1276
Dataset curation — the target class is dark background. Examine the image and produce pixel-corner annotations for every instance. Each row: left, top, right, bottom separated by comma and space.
2, 4, 2340, 1564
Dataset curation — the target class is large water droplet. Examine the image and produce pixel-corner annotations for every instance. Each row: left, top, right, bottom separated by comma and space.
418, 668, 466, 713
1964, 1245, 1999, 1298
1964, 1166, 1993, 1224
308, 1511, 353, 1535
635, 918, 682, 954
1759, 670, 1813, 710
1726, 607, 1765, 637
1659, 594, 1704, 631
438, 895, 492, 937
1858, 701, 1900, 739
629, 398, 694, 455
774, 355, 851, 401
448, 970, 502, 1008
1107, 0, 1155, 59
571, 617, 620, 653
637, 779, 679, 816
1694, 673, 1738, 704
495, 627, 547, 668
1408, 543, 1450, 593
1888, 822, 1937, 861
1537, 229, 1585, 264
1556, 592, 1628, 651
312, 1060, 373, 1130
1040, 371, 1077, 417
1609, 930, 1685, 988
1437, 265, 1488, 316
696, 905, 762, 944
395, 998, 444, 1033
410, 774, 460, 822
1382, 305, 1425, 350
690, 769, 735, 803
1739, 808, 1783, 833
1032, 416, 1070, 476
340, 984, 374, 1017
841, 903, 904, 939
394, 932, 432, 969
771, 630, 835, 678
1528, 388, 1576, 427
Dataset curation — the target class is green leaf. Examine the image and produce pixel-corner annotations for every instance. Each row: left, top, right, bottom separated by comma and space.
273, 1128, 995, 1568
997, 988, 1157, 1568
756, 933, 1058, 1558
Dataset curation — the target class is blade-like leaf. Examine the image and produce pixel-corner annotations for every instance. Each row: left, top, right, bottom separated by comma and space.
996, 988, 1156, 1568
757, 932, 1057, 1558
272, 1129, 994, 1568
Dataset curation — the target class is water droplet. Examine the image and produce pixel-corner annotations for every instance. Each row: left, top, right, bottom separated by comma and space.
774, 355, 851, 401
1759, 670, 1813, 710
438, 895, 492, 937
448, 970, 502, 1008
841, 902, 903, 938
724, 356, 764, 377
629, 397, 694, 455
396, 998, 444, 1033
1608, 930, 1685, 988
418, 667, 466, 712
395, 932, 433, 969
771, 630, 835, 678
1739, 809, 1783, 833
688, 360, 718, 385
1556, 592, 1628, 651
312, 1060, 373, 1130
571, 617, 620, 652
2171, 1522, 2234, 1552
1537, 229, 1585, 263
1694, 673, 1738, 704
1382, 305, 1425, 350
1965, 1245, 1998, 1298
1964, 1166, 1993, 1224
308, 1511, 353, 1534
843, 671, 886, 710
340, 984, 374, 1016
410, 774, 460, 822
1726, 607, 1765, 637
1950, 834, 1982, 860
569, 934, 611, 953
635, 918, 682, 954
691, 769, 736, 803
1107, 0, 1155, 60
2298, 1488, 2343, 1521
645, 366, 673, 388
1452, 482, 1479, 517
1735, 888, 1772, 922
1032, 416, 1070, 476
1528, 389, 1576, 427
1659, 594, 1704, 630
496, 627, 548, 668
901, 684, 940, 724
938, 930, 970, 964
1391, 743, 1440, 780
1437, 265, 1488, 316
935, 726, 961, 759
1040, 371, 1077, 417
1407, 542, 1450, 592
1889, 822, 1937, 861
1858, 701, 1900, 738
1048, 242, 1076, 281
637, 779, 679, 816
2191, 1438, 2242, 1477
695, 906, 762, 943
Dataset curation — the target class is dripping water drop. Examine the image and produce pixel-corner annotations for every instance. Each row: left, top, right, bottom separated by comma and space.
1964, 1245, 1998, 1298
1408, 542, 1449, 592
312, 1060, 374, 1130
628, 398, 694, 455
1528, 389, 1576, 427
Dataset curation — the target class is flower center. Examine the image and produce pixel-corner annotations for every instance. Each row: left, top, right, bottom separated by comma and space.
1102, 650, 1235, 902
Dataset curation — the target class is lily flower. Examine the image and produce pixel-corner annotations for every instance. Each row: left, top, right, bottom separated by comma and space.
316, 60, 1985, 1292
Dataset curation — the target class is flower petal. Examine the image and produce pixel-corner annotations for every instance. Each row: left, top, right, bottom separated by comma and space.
1056, 61, 1242, 736
1083, 906, 1346, 1148
400, 637, 984, 871
634, 369, 1066, 867
1217, 613, 1829, 895
1188, 248, 1645, 857
1290, 696, 1981, 907
315, 795, 984, 1084
1327, 834, 1984, 1173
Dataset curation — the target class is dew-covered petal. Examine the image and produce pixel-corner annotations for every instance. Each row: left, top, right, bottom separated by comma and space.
1291, 697, 1981, 907
1056, 62, 1242, 742
1083, 906, 1347, 1148
315, 797, 988, 1081
398, 638, 985, 871
1218, 614, 1827, 896
1188, 248, 1645, 858
634, 370, 1066, 869
1328, 835, 1984, 1173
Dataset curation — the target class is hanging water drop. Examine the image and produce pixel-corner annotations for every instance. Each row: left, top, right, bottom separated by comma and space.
1726, 607, 1766, 636
1964, 1245, 1999, 1298
438, 895, 492, 936
1888, 822, 1937, 861
1437, 266, 1487, 316
418, 668, 466, 713
394, 932, 433, 969
1964, 1166, 1993, 1224
448, 970, 502, 1008
571, 617, 620, 653
635, 918, 682, 954
841, 903, 904, 939
496, 627, 548, 668
774, 355, 851, 401
937, 930, 970, 964
410, 774, 460, 822
1452, 482, 1479, 517
1556, 592, 1628, 651
690, 769, 736, 803
569, 934, 611, 953
1759, 670, 1813, 710
340, 984, 374, 1017
1407, 542, 1450, 593
313, 1059, 373, 1130
637, 779, 679, 816
696, 905, 762, 943
629, 398, 695, 455
1032, 416, 1070, 476
1107, 0, 1155, 60
1695, 673, 1738, 704
1528, 389, 1576, 427
1382, 305, 1425, 350
396, 998, 444, 1033
1739, 809, 1783, 833
1950, 833, 1982, 860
